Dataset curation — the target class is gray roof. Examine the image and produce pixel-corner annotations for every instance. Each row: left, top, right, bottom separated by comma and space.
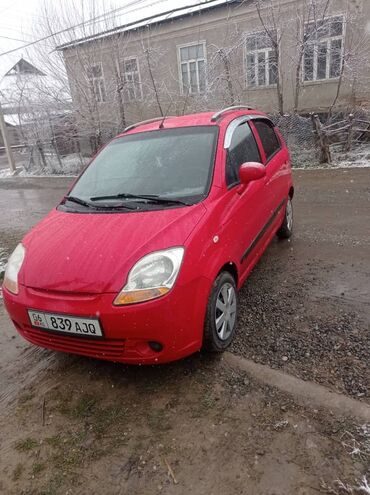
56, 0, 238, 51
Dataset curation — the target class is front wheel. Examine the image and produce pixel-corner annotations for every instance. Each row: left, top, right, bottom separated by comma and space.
203, 271, 238, 352
277, 197, 293, 239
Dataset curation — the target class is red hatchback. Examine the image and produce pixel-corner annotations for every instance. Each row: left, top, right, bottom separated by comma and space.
3, 106, 294, 364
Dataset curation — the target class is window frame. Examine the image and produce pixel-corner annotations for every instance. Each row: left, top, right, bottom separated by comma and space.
244, 29, 279, 89
252, 119, 282, 164
66, 125, 220, 209
177, 40, 207, 95
87, 62, 107, 103
302, 14, 345, 83
225, 121, 262, 189
121, 56, 143, 102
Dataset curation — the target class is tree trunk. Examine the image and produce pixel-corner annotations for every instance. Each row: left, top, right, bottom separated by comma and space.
220, 49, 235, 106
275, 47, 284, 115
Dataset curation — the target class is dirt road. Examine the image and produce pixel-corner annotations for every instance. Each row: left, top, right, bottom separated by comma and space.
0, 169, 369, 494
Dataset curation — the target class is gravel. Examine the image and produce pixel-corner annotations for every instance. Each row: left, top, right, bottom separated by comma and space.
230, 245, 370, 401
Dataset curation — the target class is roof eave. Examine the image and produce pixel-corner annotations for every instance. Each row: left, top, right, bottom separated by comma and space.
55, 0, 239, 52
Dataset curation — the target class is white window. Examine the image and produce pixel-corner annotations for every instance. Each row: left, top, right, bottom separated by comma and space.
122, 58, 142, 101
178, 42, 206, 94
303, 16, 344, 81
87, 64, 106, 103
245, 31, 278, 87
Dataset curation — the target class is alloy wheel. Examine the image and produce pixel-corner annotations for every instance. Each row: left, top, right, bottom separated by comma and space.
215, 282, 237, 341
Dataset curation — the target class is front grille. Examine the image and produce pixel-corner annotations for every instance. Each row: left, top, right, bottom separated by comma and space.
22, 325, 125, 360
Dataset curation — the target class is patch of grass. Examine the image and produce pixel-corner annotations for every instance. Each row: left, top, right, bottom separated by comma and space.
59, 394, 97, 419
45, 435, 63, 448
147, 408, 171, 433
201, 391, 217, 410
191, 390, 218, 418
12, 463, 23, 481
15, 437, 39, 452
33, 395, 131, 488
56, 393, 128, 437
39, 471, 64, 495
32, 462, 45, 476
94, 404, 127, 436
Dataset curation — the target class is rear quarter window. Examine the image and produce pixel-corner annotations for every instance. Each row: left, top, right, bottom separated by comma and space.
254, 120, 281, 162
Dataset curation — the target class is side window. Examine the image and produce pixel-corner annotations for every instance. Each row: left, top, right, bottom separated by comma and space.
226, 123, 261, 186
253, 120, 281, 162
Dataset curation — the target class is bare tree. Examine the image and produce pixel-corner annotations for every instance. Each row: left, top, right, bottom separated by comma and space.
254, 0, 285, 115
289, 0, 331, 113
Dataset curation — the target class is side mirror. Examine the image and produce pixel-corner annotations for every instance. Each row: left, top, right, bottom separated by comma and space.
239, 162, 266, 185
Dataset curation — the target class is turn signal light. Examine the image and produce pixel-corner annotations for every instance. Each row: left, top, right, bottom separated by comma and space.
113, 287, 169, 305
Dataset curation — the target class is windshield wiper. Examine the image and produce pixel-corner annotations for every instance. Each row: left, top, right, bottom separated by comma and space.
65, 195, 137, 210
65, 196, 95, 208
90, 193, 190, 206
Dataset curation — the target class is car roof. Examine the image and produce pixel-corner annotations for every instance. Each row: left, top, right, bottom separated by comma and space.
116, 109, 269, 138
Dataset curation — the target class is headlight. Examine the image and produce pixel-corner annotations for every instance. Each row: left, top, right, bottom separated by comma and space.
114, 247, 184, 305
3, 243, 25, 295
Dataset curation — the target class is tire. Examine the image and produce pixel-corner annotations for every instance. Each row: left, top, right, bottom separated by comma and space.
277, 197, 293, 239
203, 271, 238, 352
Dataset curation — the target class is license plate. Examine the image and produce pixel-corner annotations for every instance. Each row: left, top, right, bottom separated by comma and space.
28, 310, 103, 338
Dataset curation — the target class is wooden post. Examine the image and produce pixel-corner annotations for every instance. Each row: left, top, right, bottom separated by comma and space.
311, 113, 331, 164
0, 102, 16, 173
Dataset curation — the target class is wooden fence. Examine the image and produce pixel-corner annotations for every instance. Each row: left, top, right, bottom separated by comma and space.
311, 113, 370, 164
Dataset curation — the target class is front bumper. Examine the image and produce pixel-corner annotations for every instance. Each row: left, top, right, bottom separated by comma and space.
3, 277, 210, 364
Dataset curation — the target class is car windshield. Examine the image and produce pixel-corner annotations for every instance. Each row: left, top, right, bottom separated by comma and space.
69, 126, 218, 206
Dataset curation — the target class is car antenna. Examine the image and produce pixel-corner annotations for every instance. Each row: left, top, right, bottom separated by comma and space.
158, 102, 172, 129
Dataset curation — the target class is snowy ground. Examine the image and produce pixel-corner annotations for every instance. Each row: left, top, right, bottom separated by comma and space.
293, 142, 370, 169
331, 142, 370, 168
0, 143, 369, 178
0, 152, 87, 178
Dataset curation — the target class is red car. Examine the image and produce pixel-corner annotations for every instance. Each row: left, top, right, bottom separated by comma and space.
3, 106, 294, 364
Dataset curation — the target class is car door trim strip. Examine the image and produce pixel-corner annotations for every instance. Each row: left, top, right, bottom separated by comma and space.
240, 199, 285, 264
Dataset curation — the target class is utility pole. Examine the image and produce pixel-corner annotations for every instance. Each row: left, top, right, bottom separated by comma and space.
0, 101, 16, 173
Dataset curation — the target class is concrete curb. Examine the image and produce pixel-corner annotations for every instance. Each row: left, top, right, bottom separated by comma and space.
225, 353, 370, 422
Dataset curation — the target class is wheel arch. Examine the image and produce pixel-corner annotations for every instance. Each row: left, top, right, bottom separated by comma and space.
216, 261, 239, 287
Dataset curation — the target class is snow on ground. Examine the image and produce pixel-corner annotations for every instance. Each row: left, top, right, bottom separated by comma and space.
285, 142, 370, 170
0, 144, 369, 178
0, 153, 88, 178
331, 143, 370, 168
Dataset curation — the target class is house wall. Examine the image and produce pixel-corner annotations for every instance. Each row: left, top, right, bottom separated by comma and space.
62, 0, 370, 142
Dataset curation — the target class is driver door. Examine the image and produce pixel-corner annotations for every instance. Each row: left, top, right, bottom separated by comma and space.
220, 121, 268, 280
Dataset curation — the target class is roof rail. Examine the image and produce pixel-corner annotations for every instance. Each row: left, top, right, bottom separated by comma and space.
211, 105, 254, 122
123, 116, 172, 133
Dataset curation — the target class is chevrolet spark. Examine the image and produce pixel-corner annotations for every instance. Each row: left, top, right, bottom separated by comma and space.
3, 106, 294, 364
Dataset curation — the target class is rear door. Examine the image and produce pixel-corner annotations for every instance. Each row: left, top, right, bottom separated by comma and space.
250, 118, 287, 224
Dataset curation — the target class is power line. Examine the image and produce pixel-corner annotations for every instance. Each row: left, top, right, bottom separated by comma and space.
57, 0, 224, 50
0, 0, 221, 57
0, 35, 31, 43
0, 0, 167, 57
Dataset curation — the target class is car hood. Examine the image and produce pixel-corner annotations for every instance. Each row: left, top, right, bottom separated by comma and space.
20, 204, 206, 293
